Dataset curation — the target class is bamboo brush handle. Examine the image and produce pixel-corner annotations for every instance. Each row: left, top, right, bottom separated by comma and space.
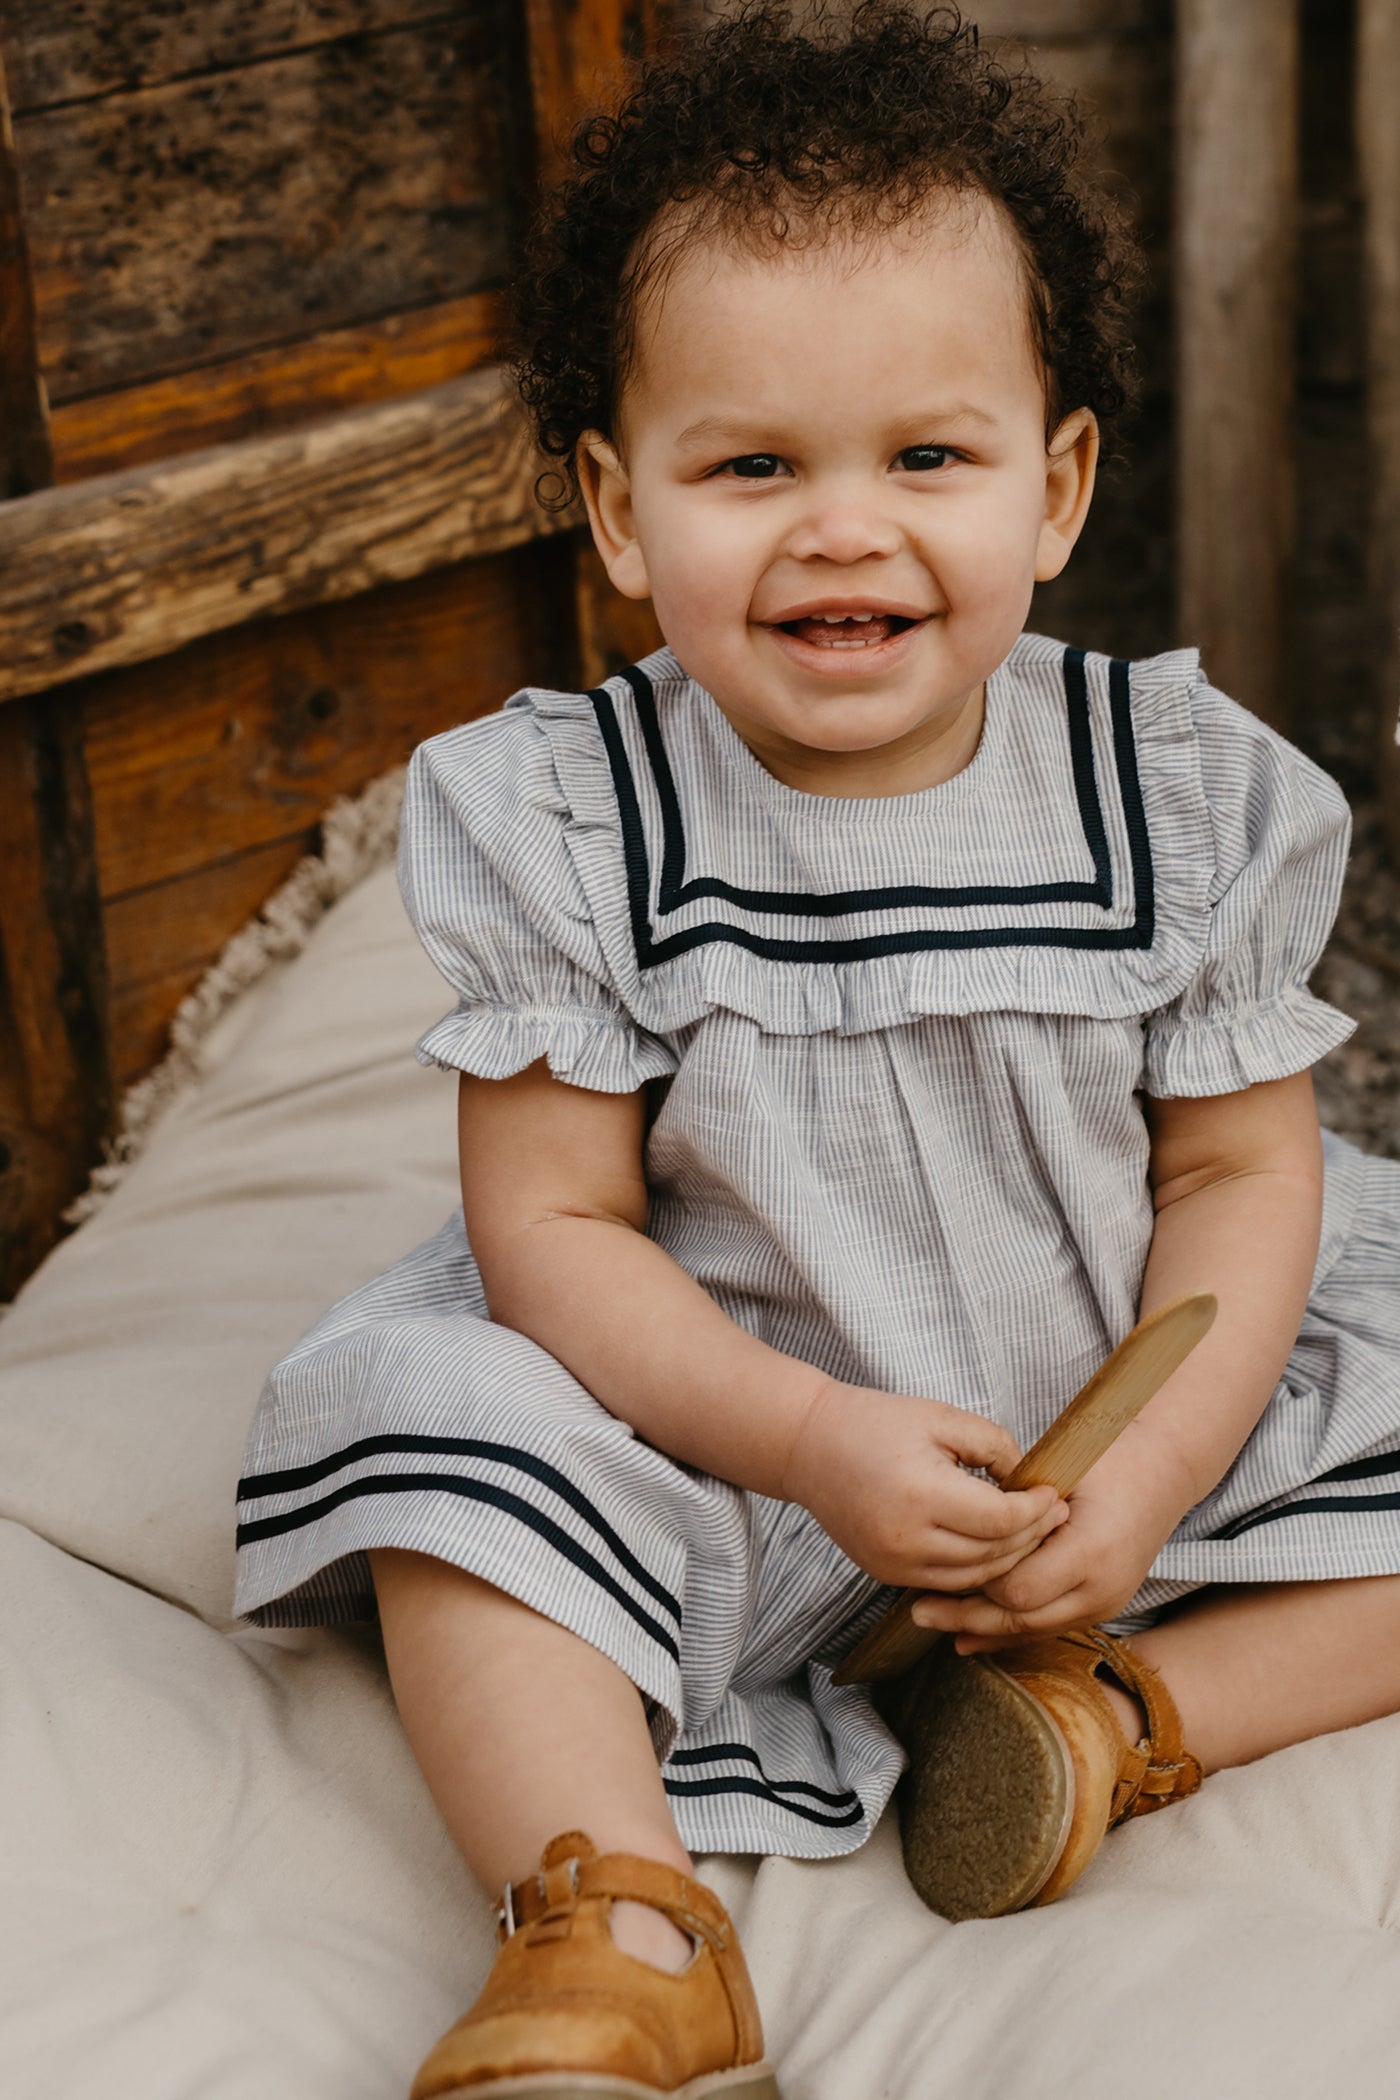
830, 1291, 1218, 1687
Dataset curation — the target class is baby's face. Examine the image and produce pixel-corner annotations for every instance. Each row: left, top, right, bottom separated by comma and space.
580, 194, 1098, 797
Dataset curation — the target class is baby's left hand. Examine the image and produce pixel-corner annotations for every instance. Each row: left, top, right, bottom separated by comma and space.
907, 1447, 1190, 1652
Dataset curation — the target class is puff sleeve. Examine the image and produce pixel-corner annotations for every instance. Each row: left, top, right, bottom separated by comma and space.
398, 703, 678, 1091
1141, 681, 1355, 1097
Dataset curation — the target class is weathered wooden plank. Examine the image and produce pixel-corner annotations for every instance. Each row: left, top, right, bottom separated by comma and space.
104, 835, 333, 1086
0, 47, 51, 497
94, 537, 574, 1081
84, 544, 559, 898
525, 0, 639, 186
0, 364, 578, 705
12, 19, 518, 398
0, 0, 453, 112
47, 287, 508, 481
1175, 0, 1298, 731
0, 693, 112, 1294
1358, 0, 1400, 862
0, 48, 111, 1296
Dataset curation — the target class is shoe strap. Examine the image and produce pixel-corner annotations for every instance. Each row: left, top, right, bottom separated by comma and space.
496, 1834, 764, 2068
500, 1839, 735, 1953
1073, 1628, 1204, 1820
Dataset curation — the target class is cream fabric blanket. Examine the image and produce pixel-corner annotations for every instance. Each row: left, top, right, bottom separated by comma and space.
2, 861, 1397, 2100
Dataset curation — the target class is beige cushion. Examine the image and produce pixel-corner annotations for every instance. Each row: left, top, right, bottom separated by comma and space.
2, 860, 1398, 2098
0, 865, 455, 1628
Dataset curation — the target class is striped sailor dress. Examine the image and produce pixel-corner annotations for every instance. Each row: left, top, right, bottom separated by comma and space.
234, 632, 1400, 1860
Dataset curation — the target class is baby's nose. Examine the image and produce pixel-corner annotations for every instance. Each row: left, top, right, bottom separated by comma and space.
787, 495, 903, 565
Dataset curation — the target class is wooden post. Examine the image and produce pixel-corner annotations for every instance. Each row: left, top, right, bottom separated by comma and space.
1175, 0, 1299, 731
1357, 0, 1400, 863
0, 48, 50, 499
0, 51, 112, 1297
521, 0, 668, 683
523, 0, 671, 190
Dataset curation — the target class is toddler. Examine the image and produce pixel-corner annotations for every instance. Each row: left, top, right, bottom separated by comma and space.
235, 7, 1400, 2096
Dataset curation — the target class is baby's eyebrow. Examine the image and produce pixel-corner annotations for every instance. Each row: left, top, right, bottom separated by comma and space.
901, 403, 999, 430
671, 404, 1001, 450
672, 416, 772, 450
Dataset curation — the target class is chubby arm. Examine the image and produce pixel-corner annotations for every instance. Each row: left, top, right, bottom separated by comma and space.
458, 1061, 1062, 1587
1129, 1069, 1323, 1498
912, 1069, 1325, 1646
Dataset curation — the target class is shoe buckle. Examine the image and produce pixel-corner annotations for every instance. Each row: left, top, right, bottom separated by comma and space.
496, 1856, 582, 1942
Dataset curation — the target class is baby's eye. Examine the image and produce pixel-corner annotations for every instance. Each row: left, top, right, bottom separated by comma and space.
722, 454, 786, 479
897, 445, 956, 473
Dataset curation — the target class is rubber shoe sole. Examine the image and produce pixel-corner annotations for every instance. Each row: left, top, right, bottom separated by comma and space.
893, 1649, 1075, 1921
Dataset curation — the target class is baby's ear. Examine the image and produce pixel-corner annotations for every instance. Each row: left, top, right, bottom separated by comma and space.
1035, 409, 1099, 583
577, 432, 652, 600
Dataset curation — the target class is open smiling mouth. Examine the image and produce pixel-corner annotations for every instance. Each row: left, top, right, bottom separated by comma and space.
775, 613, 923, 649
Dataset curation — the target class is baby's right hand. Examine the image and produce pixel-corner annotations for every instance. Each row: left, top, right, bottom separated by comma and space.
780, 1378, 1067, 1591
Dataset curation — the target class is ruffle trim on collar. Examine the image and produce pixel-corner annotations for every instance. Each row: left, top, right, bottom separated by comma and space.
509, 639, 1216, 1040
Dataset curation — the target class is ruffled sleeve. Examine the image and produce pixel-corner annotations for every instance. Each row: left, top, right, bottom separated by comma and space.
1141, 682, 1356, 1097
397, 700, 678, 1091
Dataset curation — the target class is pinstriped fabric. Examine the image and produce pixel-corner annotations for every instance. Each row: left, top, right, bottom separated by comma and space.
234, 633, 1400, 1860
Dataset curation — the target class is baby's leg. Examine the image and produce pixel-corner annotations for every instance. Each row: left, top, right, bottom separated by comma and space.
371, 1549, 693, 1970
1113, 1573, 1400, 1772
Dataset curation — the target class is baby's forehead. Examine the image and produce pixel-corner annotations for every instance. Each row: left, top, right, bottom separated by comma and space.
620, 190, 1041, 405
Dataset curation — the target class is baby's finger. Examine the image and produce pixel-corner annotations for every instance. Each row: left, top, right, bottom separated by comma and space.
908, 1581, 1091, 1640
936, 1469, 1064, 1541
938, 1408, 1023, 1482
908, 1592, 1030, 1640
915, 1508, 1066, 1583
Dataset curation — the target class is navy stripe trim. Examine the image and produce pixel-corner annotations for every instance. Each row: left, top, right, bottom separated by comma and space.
663, 1774, 865, 1829
1314, 1450, 1400, 1485
1215, 1488, 1400, 1541
237, 1432, 680, 1625
233, 1471, 681, 1661
1063, 646, 1113, 903
624, 660, 1112, 916
666, 1741, 858, 1808
590, 649, 1154, 966
1108, 654, 1156, 949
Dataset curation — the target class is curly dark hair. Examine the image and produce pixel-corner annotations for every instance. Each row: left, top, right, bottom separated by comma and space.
513, 1, 1144, 507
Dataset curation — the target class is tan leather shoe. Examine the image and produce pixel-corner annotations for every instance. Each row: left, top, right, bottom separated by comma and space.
410, 1832, 782, 2098
884, 1626, 1203, 1922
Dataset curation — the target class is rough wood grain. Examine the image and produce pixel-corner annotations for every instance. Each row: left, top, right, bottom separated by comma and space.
94, 538, 572, 1081
0, 45, 113, 1296
1358, 0, 1400, 862
525, 0, 635, 186
833, 1293, 1219, 1687
0, 47, 51, 497
0, 0, 454, 111
0, 694, 112, 1294
1175, 0, 1298, 731
103, 835, 345, 1086
83, 544, 559, 896
47, 287, 508, 481
0, 364, 578, 705
12, 19, 517, 398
